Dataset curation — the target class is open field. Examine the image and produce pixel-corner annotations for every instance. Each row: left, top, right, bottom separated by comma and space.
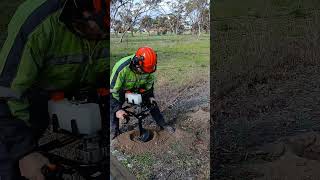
111, 34, 209, 88
111, 33, 210, 122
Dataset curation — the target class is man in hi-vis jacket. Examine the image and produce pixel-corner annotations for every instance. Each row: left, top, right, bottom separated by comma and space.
110, 46, 175, 139
0, 0, 109, 179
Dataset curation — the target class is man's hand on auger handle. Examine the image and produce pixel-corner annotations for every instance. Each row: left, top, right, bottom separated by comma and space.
19, 152, 50, 180
116, 109, 127, 122
41, 164, 65, 180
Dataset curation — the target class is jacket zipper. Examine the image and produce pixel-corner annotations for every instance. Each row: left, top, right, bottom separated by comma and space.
80, 40, 100, 84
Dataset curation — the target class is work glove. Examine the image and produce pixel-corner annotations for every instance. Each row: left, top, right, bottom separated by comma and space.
19, 152, 50, 180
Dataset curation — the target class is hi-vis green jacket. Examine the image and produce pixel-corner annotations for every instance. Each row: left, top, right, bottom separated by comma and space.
0, 0, 109, 124
110, 54, 155, 102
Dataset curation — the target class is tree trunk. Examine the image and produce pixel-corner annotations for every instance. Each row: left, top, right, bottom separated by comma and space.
120, 26, 131, 43
198, 21, 201, 38
120, 30, 127, 43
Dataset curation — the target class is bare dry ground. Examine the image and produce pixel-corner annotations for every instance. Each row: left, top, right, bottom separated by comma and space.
112, 79, 210, 179
212, 8, 320, 180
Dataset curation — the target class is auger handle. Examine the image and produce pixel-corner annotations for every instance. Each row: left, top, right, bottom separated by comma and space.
41, 164, 64, 180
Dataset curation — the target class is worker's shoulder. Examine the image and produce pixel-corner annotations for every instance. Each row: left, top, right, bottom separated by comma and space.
113, 54, 134, 71
117, 54, 135, 65
8, 0, 64, 32
15, 0, 64, 14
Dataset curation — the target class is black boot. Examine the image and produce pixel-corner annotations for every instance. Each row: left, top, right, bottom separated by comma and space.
111, 128, 120, 140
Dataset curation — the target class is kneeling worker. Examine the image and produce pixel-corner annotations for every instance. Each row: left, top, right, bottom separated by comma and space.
110, 46, 175, 139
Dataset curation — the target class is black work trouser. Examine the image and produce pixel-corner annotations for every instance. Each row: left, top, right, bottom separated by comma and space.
110, 97, 167, 134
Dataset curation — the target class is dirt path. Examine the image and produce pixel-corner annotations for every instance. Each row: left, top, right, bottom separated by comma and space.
214, 62, 320, 179
112, 79, 210, 179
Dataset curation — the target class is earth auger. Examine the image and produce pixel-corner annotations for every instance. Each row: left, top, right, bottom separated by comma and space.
35, 89, 109, 180
122, 101, 157, 142
36, 89, 156, 179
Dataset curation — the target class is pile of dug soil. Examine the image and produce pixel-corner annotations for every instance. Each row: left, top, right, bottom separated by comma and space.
113, 128, 189, 155
238, 132, 320, 179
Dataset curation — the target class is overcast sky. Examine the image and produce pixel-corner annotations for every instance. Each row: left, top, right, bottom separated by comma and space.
132, 0, 173, 18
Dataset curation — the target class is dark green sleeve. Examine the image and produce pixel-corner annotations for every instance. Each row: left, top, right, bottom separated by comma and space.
0, 35, 43, 160
145, 73, 155, 97
7, 33, 46, 124
110, 67, 125, 101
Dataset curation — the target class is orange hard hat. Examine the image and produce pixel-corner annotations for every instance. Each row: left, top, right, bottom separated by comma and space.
61, 0, 110, 31
92, 0, 110, 30
134, 47, 157, 73
97, 88, 109, 96
51, 92, 65, 102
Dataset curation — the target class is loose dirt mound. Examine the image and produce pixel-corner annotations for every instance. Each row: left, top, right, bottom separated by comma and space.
113, 128, 174, 154
180, 108, 210, 149
213, 63, 320, 179
244, 132, 320, 179
111, 79, 210, 179
113, 128, 193, 155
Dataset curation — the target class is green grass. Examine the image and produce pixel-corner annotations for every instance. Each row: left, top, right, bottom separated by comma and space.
111, 34, 210, 89
118, 152, 155, 180
131, 152, 155, 180
169, 141, 199, 169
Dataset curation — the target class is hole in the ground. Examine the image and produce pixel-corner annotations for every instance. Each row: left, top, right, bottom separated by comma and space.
289, 135, 320, 161
129, 130, 154, 143
300, 146, 320, 161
